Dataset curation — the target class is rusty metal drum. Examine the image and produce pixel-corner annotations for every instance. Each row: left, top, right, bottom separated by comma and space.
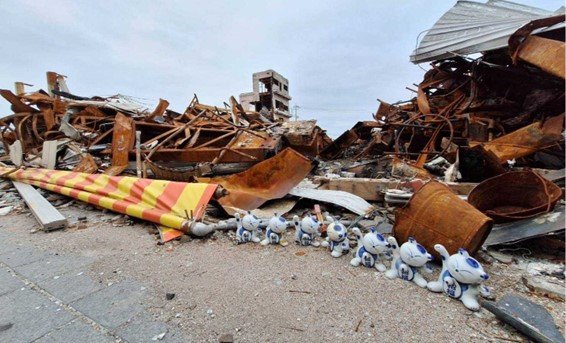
393, 181, 493, 259
468, 170, 562, 223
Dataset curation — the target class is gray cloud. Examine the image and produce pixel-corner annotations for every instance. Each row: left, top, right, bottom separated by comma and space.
0, 0, 561, 137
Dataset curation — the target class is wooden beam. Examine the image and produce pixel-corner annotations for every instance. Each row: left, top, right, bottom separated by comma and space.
12, 181, 67, 231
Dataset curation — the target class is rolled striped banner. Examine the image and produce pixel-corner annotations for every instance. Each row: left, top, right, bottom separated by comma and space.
0, 167, 217, 232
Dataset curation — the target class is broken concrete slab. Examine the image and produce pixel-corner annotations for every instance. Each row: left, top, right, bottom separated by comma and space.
483, 205, 565, 246
12, 181, 68, 231
522, 276, 565, 301
483, 293, 565, 343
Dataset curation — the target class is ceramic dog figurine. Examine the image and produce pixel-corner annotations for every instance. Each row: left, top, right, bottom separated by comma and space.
427, 244, 490, 311
293, 215, 321, 247
321, 217, 349, 257
386, 237, 433, 287
260, 213, 287, 245
235, 212, 261, 244
350, 227, 390, 271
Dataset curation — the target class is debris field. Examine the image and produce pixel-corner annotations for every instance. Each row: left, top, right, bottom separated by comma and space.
0, 1, 564, 342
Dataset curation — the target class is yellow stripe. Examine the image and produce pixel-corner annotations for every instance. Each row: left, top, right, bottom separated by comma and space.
170, 183, 210, 217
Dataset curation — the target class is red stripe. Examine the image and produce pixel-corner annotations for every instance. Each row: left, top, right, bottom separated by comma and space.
122, 178, 153, 205
96, 176, 120, 197
153, 182, 187, 211
72, 174, 103, 192
140, 208, 164, 224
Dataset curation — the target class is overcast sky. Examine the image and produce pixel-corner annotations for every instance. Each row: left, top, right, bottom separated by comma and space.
0, 0, 561, 137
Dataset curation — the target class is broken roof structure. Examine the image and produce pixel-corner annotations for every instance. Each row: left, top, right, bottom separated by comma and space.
410, 0, 565, 64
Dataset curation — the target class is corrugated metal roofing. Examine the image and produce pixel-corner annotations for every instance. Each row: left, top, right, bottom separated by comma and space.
410, 0, 565, 64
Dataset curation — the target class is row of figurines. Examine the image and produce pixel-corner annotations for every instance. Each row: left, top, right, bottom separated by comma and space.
235, 212, 490, 311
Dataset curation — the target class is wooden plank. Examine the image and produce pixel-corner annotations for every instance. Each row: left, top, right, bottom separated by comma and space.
12, 181, 67, 231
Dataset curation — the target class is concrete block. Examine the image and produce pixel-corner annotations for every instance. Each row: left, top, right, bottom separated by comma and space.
115, 313, 187, 343
0, 268, 24, 296
14, 254, 92, 283
71, 280, 146, 330
0, 288, 75, 342
37, 269, 105, 304
0, 245, 51, 268
35, 319, 115, 343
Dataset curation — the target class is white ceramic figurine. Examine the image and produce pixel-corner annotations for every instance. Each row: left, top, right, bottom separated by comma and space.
386, 236, 433, 287
321, 217, 350, 257
350, 227, 390, 271
293, 215, 322, 247
235, 212, 261, 244
427, 244, 490, 311
260, 213, 287, 245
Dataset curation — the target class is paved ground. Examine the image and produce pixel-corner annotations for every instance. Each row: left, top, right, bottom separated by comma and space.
0, 229, 187, 342
0, 203, 563, 342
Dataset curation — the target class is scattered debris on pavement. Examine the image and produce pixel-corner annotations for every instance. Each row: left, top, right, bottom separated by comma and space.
0, 1, 563, 342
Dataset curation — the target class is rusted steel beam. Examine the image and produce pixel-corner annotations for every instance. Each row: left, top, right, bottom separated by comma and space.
514, 36, 565, 79
480, 113, 564, 163
147, 147, 273, 163
0, 90, 38, 113
104, 113, 135, 175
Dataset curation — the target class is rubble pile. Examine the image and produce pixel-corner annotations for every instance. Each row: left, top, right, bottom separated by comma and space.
0, 1, 564, 340
0, 73, 330, 179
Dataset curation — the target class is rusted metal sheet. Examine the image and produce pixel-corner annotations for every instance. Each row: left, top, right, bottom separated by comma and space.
147, 98, 169, 120
0, 89, 38, 113
104, 112, 135, 175
468, 170, 562, 223
73, 154, 98, 173
390, 157, 432, 179
203, 148, 312, 212
514, 36, 565, 79
288, 187, 374, 216
480, 113, 564, 162
393, 181, 493, 259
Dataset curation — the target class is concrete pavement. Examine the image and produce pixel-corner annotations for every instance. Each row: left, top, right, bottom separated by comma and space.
0, 230, 187, 343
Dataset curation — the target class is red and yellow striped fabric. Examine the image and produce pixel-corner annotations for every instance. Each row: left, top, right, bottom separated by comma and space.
0, 167, 217, 235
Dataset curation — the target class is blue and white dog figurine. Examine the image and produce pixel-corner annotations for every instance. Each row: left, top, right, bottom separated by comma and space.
235, 212, 261, 244
350, 227, 390, 271
427, 244, 490, 311
386, 236, 433, 288
293, 215, 322, 247
321, 217, 350, 257
260, 213, 287, 246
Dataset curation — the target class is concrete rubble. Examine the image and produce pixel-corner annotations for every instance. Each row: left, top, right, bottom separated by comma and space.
0, 1, 564, 342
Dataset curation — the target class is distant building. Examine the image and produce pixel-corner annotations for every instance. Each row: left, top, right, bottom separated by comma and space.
239, 70, 291, 121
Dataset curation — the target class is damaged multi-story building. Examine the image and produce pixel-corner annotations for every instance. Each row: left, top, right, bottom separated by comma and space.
239, 69, 292, 121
